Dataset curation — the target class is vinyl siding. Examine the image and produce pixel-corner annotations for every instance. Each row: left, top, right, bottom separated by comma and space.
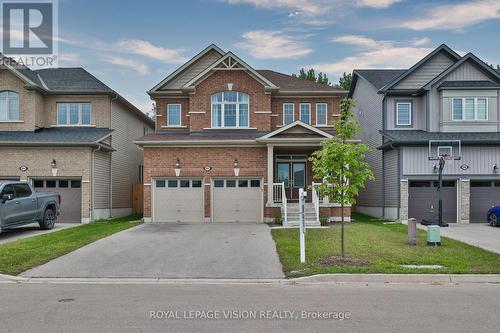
402, 146, 500, 176
111, 99, 153, 209
352, 76, 384, 208
383, 148, 399, 208
386, 95, 426, 131
160, 50, 222, 90
93, 150, 111, 209
394, 52, 455, 90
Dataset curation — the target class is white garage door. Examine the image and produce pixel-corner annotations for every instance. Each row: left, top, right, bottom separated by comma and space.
212, 179, 263, 223
153, 179, 204, 222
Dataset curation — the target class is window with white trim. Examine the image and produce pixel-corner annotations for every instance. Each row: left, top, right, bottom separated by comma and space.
0, 91, 19, 121
452, 98, 488, 121
300, 103, 311, 124
211, 91, 249, 128
57, 103, 91, 125
167, 104, 182, 126
283, 103, 294, 125
396, 102, 411, 126
316, 103, 327, 126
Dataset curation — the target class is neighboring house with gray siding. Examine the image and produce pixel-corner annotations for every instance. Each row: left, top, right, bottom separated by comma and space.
0, 58, 154, 223
349, 44, 500, 224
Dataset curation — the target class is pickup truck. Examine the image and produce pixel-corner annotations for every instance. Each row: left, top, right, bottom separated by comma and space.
0, 181, 60, 233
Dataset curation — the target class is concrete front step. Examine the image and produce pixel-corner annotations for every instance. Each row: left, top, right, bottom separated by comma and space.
284, 221, 321, 227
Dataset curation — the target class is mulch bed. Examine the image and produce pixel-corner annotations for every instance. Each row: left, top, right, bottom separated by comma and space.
318, 256, 370, 267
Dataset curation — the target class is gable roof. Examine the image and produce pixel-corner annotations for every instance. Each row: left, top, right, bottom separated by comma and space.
349, 69, 407, 96
379, 130, 500, 148
424, 53, 500, 89
257, 120, 333, 142
438, 80, 500, 90
257, 70, 346, 94
380, 44, 461, 92
148, 44, 225, 94
183, 52, 278, 90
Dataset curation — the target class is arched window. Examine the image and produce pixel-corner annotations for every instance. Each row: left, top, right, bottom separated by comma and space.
211, 91, 249, 128
0, 91, 19, 121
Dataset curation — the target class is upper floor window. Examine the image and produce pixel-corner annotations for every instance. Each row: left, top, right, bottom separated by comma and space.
300, 103, 311, 125
57, 103, 91, 126
167, 104, 182, 126
316, 103, 327, 126
0, 91, 19, 121
396, 102, 412, 126
211, 91, 249, 128
452, 98, 487, 121
283, 103, 294, 125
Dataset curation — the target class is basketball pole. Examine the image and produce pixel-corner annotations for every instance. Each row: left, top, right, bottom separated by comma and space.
437, 156, 449, 227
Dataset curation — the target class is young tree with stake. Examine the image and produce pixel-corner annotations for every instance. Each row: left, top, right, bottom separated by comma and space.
310, 98, 374, 257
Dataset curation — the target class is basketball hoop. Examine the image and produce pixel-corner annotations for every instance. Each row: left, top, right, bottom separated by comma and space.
441, 154, 453, 161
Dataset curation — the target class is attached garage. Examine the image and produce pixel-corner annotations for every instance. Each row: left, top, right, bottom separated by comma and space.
408, 180, 457, 223
212, 178, 263, 223
470, 180, 500, 223
33, 179, 82, 223
153, 179, 204, 222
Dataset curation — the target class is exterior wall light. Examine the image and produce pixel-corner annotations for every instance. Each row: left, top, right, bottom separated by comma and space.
174, 158, 181, 177
233, 159, 240, 177
494, 164, 498, 173
51, 159, 58, 176
433, 164, 438, 173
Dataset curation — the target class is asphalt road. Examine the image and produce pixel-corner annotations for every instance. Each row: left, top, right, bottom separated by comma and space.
1, 282, 499, 332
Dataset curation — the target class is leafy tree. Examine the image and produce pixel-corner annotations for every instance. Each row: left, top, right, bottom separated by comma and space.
310, 98, 374, 257
338, 72, 352, 91
293, 68, 331, 85
486, 62, 500, 71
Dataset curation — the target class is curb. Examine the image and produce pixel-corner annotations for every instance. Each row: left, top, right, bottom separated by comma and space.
290, 274, 500, 284
0, 273, 28, 283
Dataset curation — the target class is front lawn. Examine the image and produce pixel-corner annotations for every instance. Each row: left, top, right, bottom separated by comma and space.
272, 213, 500, 277
0, 215, 140, 275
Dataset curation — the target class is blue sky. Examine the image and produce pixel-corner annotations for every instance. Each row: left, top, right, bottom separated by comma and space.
53, 0, 500, 113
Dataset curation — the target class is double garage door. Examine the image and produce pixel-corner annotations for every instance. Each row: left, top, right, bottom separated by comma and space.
408, 180, 457, 223
152, 178, 262, 223
33, 179, 82, 223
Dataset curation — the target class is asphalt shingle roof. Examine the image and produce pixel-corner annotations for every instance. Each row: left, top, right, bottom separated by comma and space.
0, 128, 112, 143
257, 70, 346, 93
137, 130, 270, 142
381, 130, 500, 144
355, 69, 407, 90
29, 68, 114, 92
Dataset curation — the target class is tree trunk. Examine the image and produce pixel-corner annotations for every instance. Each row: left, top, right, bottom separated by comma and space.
341, 203, 345, 258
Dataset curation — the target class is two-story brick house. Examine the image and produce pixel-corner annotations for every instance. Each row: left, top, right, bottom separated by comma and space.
0, 58, 154, 223
136, 44, 349, 225
349, 44, 500, 224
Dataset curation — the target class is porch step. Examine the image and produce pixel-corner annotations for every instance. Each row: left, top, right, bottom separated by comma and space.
282, 202, 319, 227
283, 220, 321, 227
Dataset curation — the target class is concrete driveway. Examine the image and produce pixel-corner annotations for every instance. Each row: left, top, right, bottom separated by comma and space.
21, 223, 284, 279
438, 223, 500, 254
0, 223, 78, 245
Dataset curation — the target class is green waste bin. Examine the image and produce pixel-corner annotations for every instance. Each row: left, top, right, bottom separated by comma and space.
427, 225, 441, 246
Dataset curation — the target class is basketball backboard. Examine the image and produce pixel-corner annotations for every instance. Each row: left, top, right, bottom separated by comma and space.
428, 140, 461, 161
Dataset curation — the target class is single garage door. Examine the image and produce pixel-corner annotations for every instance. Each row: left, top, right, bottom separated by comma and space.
408, 180, 457, 223
153, 179, 204, 222
213, 178, 263, 223
470, 180, 500, 223
33, 179, 82, 223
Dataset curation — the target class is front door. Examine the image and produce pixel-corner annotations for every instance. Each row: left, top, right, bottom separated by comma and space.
277, 162, 306, 200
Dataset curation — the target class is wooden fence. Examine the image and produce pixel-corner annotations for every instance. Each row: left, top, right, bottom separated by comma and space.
132, 182, 143, 214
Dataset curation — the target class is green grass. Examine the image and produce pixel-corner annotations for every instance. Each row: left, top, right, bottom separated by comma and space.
0, 215, 141, 275
272, 213, 500, 277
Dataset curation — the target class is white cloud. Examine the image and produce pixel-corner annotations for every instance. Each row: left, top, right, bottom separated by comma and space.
105, 56, 150, 76
310, 35, 433, 76
235, 30, 312, 59
114, 39, 188, 64
58, 53, 81, 64
225, 0, 327, 15
400, 0, 500, 30
355, 0, 402, 8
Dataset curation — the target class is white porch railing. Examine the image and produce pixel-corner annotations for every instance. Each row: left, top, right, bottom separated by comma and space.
312, 182, 320, 223
273, 182, 287, 223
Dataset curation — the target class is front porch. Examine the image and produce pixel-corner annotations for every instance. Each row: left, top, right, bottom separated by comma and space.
257, 122, 351, 226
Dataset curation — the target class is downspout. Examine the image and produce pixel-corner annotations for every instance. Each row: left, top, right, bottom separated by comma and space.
91, 146, 102, 222
381, 95, 387, 218
109, 94, 118, 218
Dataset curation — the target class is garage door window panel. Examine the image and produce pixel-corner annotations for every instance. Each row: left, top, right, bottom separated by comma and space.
168, 180, 178, 188
192, 180, 202, 188
251, 180, 260, 187
71, 180, 81, 188
180, 180, 190, 188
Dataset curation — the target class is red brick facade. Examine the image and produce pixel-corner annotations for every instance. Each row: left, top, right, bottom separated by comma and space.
143, 59, 350, 223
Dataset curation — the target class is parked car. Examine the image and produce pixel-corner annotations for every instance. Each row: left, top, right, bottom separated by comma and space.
488, 206, 500, 227
0, 181, 60, 232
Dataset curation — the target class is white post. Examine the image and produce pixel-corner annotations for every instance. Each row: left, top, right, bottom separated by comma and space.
299, 188, 307, 263
267, 144, 274, 206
